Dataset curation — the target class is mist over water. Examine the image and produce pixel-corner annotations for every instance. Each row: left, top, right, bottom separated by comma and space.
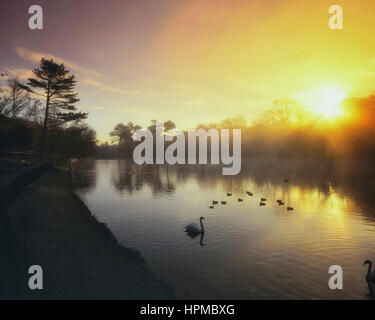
73, 158, 375, 299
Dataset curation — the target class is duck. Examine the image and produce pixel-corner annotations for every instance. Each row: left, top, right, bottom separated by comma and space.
209, 206, 214, 209
227, 193, 232, 197
238, 198, 243, 202
261, 198, 267, 202
287, 207, 294, 211
260, 202, 266, 206
279, 201, 285, 206
247, 192, 253, 196
363, 260, 375, 283
185, 217, 205, 234
212, 200, 218, 205
221, 201, 227, 205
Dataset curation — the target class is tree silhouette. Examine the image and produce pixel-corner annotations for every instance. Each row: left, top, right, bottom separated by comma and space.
110, 122, 141, 157
0, 77, 31, 118
256, 98, 308, 126
19, 58, 85, 159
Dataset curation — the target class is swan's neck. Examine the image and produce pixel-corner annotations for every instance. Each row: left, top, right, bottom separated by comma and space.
200, 219, 205, 233
367, 262, 372, 277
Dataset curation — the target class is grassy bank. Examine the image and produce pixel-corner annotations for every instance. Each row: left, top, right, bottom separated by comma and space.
7, 167, 174, 299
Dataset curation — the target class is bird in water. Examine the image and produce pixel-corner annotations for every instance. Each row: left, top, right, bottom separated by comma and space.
260, 202, 266, 206
185, 217, 205, 234
287, 207, 294, 211
212, 200, 218, 205
209, 206, 214, 209
238, 198, 243, 202
363, 260, 375, 283
221, 201, 227, 205
227, 193, 232, 197
261, 198, 267, 202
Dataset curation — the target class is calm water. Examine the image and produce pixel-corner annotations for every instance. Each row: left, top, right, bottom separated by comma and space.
73, 158, 375, 299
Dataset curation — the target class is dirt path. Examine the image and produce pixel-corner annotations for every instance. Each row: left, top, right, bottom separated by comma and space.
7, 167, 174, 299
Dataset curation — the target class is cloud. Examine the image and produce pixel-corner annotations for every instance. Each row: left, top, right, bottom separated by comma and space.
82, 78, 140, 95
15, 46, 102, 78
4, 67, 33, 79
14, 46, 143, 96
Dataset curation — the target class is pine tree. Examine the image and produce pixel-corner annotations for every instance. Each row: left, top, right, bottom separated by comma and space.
19, 58, 86, 159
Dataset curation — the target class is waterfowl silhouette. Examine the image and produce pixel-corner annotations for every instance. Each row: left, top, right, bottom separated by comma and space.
261, 198, 267, 202
209, 206, 214, 209
260, 202, 266, 206
221, 201, 227, 205
287, 207, 294, 211
212, 201, 218, 205
200, 232, 205, 247
186, 230, 205, 247
364, 260, 375, 283
227, 193, 232, 197
238, 198, 243, 202
185, 217, 205, 234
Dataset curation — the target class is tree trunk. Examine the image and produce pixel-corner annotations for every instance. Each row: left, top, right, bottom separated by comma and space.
40, 80, 51, 160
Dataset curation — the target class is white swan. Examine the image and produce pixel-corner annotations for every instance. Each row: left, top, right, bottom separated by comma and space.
185, 217, 205, 234
364, 260, 375, 283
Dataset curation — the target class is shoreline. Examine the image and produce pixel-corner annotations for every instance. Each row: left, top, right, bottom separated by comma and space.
6, 166, 174, 299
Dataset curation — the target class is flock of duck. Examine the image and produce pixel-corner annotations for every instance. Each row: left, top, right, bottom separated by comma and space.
184, 179, 375, 292
208, 179, 294, 211
185, 179, 293, 235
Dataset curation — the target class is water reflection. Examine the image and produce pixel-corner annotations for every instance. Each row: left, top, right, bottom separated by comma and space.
185, 231, 205, 247
72, 158, 375, 299
366, 280, 373, 298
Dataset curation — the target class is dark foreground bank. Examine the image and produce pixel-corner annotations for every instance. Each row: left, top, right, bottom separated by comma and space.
6, 167, 174, 299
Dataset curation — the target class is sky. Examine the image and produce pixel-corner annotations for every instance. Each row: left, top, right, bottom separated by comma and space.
1, 0, 375, 142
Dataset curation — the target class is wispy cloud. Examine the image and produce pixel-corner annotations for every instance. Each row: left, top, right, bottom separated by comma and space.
15, 46, 102, 78
4, 67, 33, 79
82, 78, 140, 95
14, 46, 148, 97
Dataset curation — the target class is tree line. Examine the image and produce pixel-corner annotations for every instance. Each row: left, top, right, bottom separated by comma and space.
100, 94, 375, 164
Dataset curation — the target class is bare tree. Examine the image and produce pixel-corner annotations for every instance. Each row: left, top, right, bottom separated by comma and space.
0, 77, 30, 118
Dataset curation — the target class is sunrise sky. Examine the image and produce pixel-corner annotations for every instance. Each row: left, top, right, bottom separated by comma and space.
1, 0, 375, 142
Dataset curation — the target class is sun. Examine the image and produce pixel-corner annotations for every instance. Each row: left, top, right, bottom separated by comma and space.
305, 88, 347, 119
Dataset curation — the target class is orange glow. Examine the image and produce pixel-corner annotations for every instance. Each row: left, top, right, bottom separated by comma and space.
3, 0, 375, 142
303, 89, 347, 120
